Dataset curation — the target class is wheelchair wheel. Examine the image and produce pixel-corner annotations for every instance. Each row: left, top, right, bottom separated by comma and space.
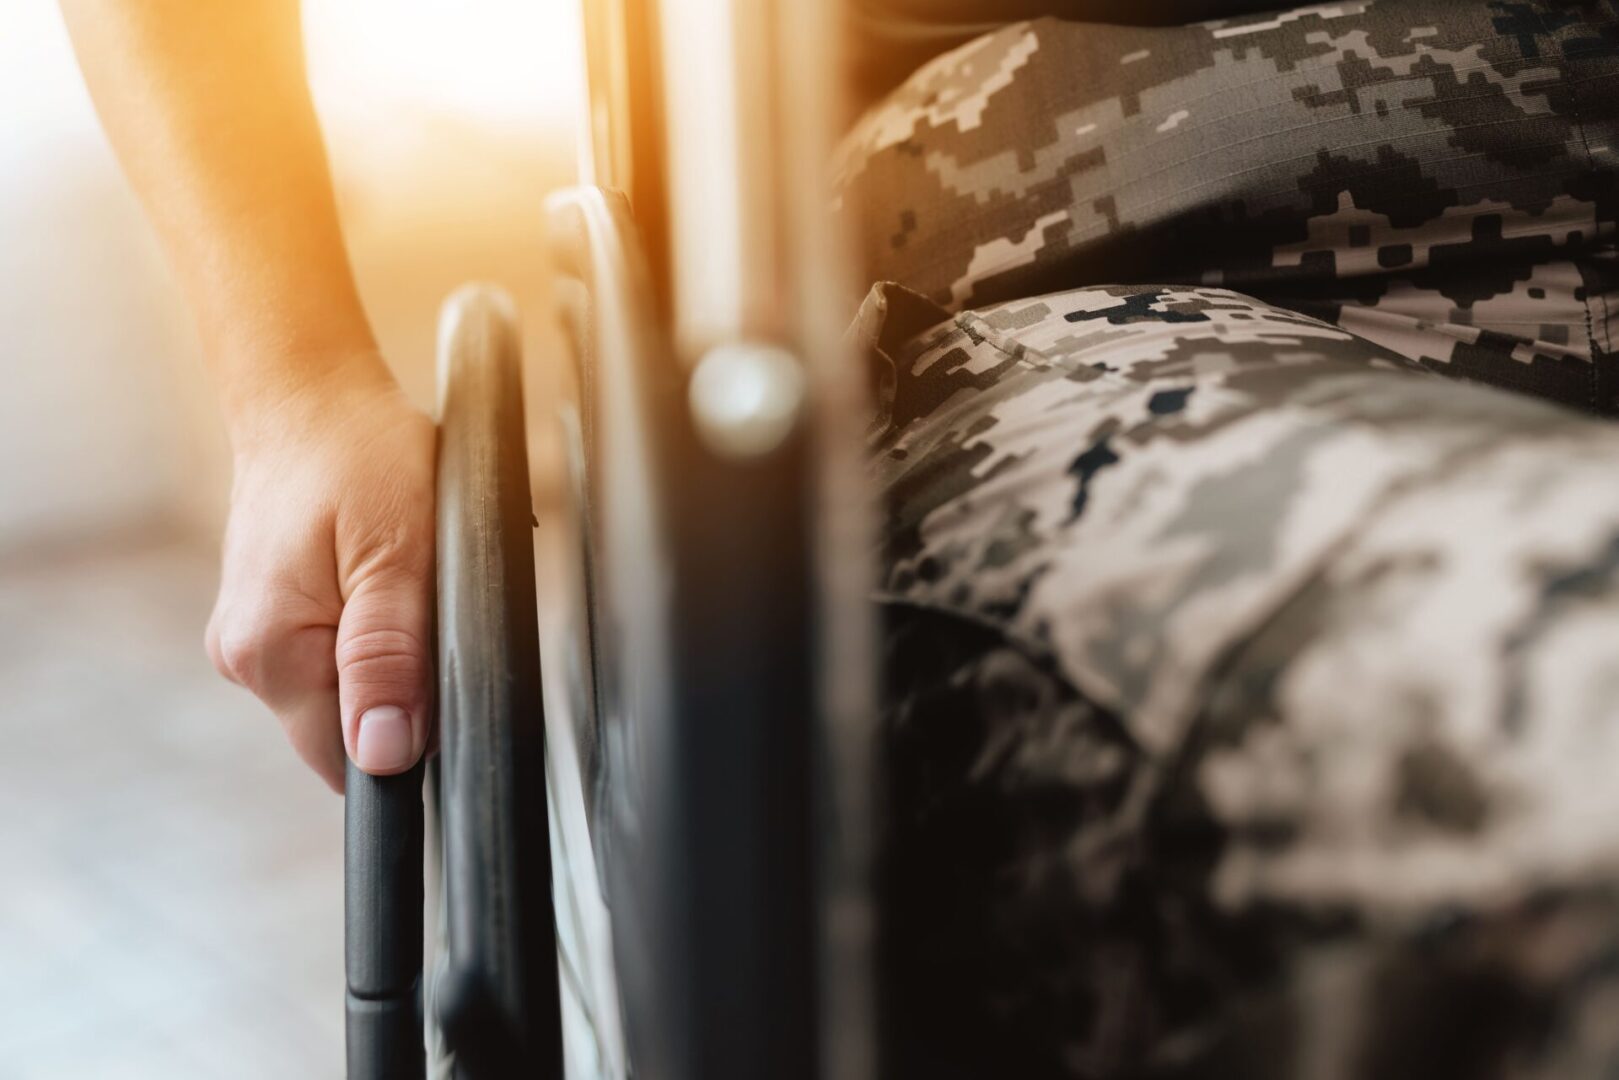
431, 285, 563, 1078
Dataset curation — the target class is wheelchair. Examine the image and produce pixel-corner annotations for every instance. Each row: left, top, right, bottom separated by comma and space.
343, 2, 877, 1077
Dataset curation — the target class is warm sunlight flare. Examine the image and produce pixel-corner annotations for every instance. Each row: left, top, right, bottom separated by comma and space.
303, 0, 582, 131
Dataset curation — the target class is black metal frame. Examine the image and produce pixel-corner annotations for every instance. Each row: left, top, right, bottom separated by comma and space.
343, 3, 873, 1077
547, 186, 822, 1080
344, 760, 425, 1079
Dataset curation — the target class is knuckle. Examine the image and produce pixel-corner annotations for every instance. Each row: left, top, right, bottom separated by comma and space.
215, 627, 272, 689
345, 508, 433, 582
211, 604, 288, 690
335, 627, 428, 680
215, 630, 267, 689
204, 621, 229, 679
207, 642, 234, 684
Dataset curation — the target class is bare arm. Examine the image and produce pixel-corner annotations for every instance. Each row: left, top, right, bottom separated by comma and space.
61, 0, 433, 790
61, 0, 376, 412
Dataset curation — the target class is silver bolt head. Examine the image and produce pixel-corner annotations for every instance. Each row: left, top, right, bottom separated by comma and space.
688, 342, 806, 459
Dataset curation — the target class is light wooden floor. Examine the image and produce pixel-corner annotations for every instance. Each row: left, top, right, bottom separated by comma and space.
0, 534, 346, 1079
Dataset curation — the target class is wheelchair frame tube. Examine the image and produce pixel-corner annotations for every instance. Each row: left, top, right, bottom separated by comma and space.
564, 0, 876, 1077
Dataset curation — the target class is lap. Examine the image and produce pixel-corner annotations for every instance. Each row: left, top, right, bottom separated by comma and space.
848, 4, 1619, 1070
863, 280, 1619, 1076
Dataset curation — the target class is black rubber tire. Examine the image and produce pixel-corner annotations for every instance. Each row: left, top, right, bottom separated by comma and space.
432, 285, 563, 1079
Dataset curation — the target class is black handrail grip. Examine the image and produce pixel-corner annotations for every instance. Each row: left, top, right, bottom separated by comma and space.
345, 759, 425, 1078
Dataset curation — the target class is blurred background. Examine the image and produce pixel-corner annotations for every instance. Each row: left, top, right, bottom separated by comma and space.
0, 3, 580, 1075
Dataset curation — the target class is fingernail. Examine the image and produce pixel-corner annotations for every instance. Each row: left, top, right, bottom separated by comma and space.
356, 706, 415, 772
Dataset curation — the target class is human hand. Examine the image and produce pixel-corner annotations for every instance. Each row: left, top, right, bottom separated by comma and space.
205, 356, 435, 791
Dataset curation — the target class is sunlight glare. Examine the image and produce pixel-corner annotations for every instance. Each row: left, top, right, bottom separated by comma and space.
303, 0, 582, 132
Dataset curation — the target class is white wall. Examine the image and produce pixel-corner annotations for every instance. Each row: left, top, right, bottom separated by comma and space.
0, 5, 216, 551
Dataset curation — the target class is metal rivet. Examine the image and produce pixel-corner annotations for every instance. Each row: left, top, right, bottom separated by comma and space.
688, 343, 806, 459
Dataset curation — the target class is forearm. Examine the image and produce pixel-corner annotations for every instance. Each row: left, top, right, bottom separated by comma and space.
59, 0, 383, 433
61, 1, 435, 788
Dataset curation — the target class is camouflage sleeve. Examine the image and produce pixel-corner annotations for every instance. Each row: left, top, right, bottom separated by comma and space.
834, 0, 1619, 413
860, 280, 1619, 1077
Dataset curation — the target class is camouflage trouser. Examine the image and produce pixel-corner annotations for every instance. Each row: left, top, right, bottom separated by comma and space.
836, 2, 1619, 1076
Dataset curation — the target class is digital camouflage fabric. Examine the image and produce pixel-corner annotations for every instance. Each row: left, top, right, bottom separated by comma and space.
844, 0, 1286, 101
859, 280, 1619, 1078
836, 0, 1619, 412
836, 3, 1619, 1072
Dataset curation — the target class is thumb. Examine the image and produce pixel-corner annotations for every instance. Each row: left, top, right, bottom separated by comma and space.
336, 569, 432, 776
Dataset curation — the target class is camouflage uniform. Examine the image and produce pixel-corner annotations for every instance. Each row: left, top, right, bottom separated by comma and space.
835, 2, 1619, 1076
838, 0, 1619, 411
